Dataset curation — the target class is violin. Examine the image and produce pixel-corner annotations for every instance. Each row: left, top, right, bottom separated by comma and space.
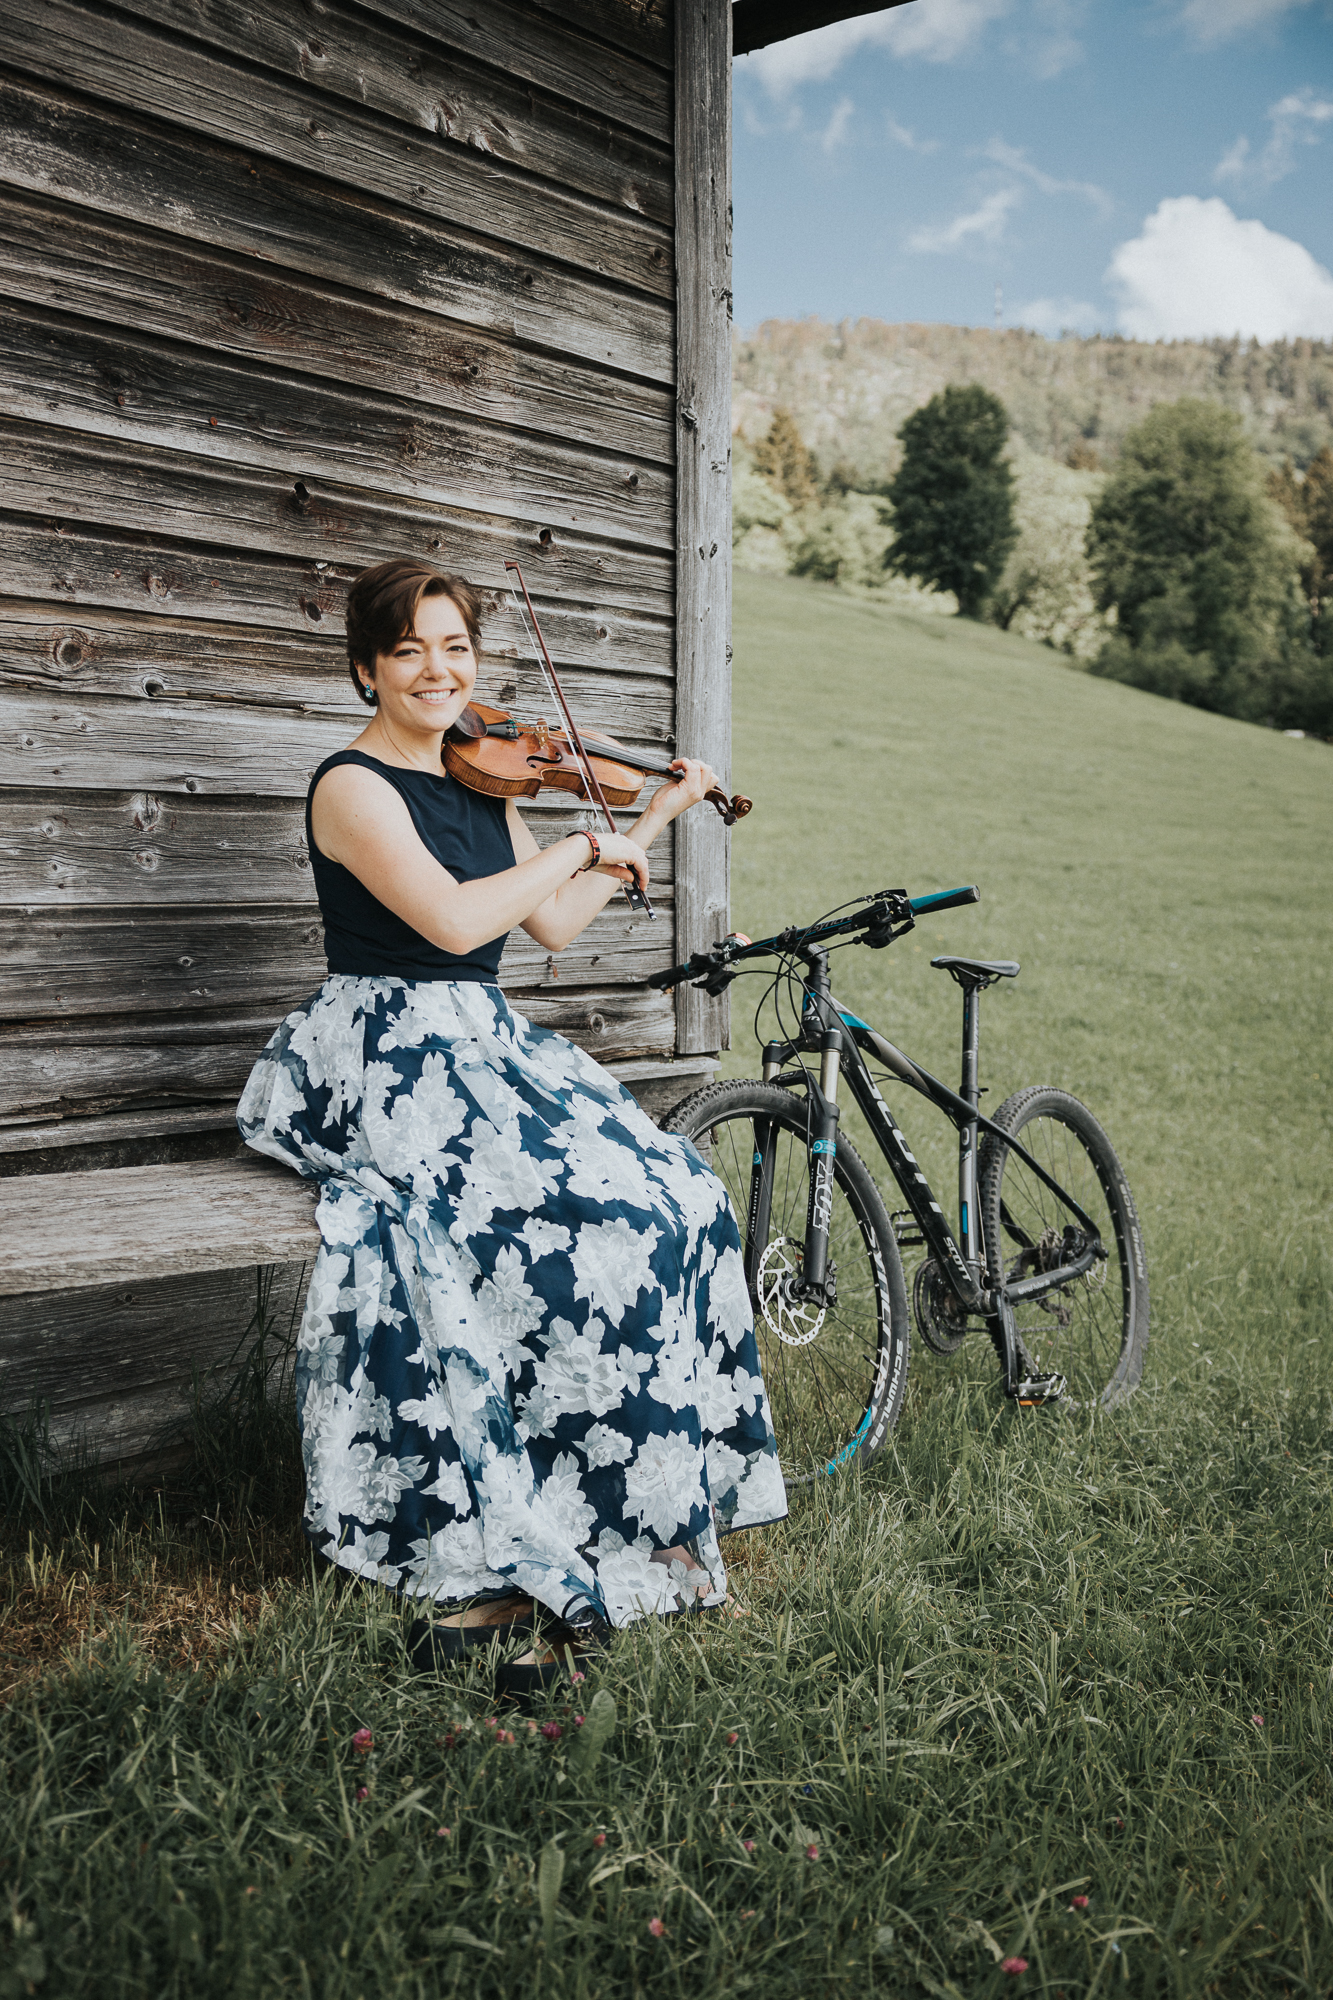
438, 561, 750, 922
444, 701, 753, 827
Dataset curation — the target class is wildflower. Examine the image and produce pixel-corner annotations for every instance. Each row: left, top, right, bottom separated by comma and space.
497, 1729, 515, 1745
648, 1917, 666, 1938
802, 1783, 813, 1796
436, 1827, 451, 1839
1001, 1958, 1028, 1976
573, 1715, 586, 1727
541, 1722, 563, 1741
592, 1833, 607, 1848
485, 1717, 499, 1730
726, 1731, 739, 1746
351, 1728, 373, 1754
571, 1671, 586, 1685
1070, 1895, 1089, 1911
1251, 1713, 1265, 1728
526, 1719, 539, 1734
740, 1909, 756, 1921
244, 1886, 259, 1897
355, 1786, 369, 1802
805, 1844, 820, 1862
742, 1840, 756, 1854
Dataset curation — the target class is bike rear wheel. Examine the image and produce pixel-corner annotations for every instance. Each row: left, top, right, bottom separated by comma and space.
663, 1081, 910, 1483
979, 1087, 1149, 1407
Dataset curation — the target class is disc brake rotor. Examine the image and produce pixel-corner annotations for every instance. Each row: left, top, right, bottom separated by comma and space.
756, 1236, 826, 1347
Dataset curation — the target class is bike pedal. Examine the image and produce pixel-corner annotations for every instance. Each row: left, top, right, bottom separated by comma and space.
1012, 1372, 1068, 1407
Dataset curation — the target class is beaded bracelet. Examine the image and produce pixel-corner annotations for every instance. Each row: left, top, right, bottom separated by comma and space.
578, 830, 601, 872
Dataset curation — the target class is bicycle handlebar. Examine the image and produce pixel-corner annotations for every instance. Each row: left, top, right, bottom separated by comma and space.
648, 885, 980, 992
908, 885, 980, 915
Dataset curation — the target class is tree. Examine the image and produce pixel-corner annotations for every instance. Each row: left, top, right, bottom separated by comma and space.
1270, 446, 1333, 656
752, 409, 819, 509
989, 451, 1108, 659
1087, 400, 1326, 729
882, 384, 1017, 617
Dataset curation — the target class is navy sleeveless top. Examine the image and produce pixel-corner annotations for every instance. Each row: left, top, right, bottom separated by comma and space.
307, 750, 516, 982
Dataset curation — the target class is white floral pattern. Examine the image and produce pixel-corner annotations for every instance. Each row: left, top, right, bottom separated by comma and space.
238, 978, 787, 1626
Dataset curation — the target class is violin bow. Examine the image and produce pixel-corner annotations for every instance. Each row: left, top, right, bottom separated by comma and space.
504, 560, 654, 919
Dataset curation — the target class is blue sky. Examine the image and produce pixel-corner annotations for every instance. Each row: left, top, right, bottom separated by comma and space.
732, 0, 1333, 339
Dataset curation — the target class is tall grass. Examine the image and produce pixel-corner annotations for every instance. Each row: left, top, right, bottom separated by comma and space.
1, 575, 1330, 1997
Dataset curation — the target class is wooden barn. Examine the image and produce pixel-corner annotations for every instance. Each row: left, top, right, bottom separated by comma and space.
0, 0, 908, 1462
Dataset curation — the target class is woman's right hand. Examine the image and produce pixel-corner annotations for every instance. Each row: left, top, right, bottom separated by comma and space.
584, 831, 650, 894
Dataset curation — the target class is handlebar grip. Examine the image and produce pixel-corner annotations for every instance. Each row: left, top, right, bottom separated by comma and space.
909, 885, 980, 915
648, 964, 692, 990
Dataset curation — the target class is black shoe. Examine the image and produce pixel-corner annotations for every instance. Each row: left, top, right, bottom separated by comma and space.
493, 1617, 611, 1703
406, 1608, 533, 1673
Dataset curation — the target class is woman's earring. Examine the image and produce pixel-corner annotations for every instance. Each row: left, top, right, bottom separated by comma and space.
363, 681, 377, 706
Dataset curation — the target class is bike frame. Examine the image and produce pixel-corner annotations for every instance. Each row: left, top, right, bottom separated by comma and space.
745, 943, 1104, 1402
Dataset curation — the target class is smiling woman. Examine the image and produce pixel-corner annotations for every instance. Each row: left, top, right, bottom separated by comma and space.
236, 558, 787, 1685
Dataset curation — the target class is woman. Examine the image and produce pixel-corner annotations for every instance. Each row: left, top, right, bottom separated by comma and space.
238, 558, 786, 1662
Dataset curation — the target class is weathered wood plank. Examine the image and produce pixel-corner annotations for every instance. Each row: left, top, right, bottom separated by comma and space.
3, 0, 673, 299
0, 695, 679, 801
0, 78, 673, 384
0, 604, 676, 723
524, 0, 672, 68
0, 521, 674, 676
0, 192, 674, 466
0, 902, 675, 1019
0, 984, 675, 1119
2, 416, 673, 627
0, 1260, 312, 1459
0, 1154, 318, 1295
0, 309, 673, 550
347, 0, 670, 135
121, 0, 672, 220
674, 0, 733, 1056
0, 1037, 257, 1122
0, 782, 675, 898
0, 694, 354, 798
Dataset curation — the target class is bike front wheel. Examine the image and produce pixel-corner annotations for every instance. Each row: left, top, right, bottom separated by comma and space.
663, 1081, 910, 1484
979, 1087, 1149, 1408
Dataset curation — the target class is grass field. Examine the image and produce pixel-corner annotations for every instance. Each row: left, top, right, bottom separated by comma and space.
2, 571, 1331, 1999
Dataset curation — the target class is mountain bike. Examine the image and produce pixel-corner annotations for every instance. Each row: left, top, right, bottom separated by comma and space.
651, 887, 1149, 1485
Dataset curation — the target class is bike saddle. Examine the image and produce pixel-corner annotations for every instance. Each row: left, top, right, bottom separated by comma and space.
930, 955, 1020, 986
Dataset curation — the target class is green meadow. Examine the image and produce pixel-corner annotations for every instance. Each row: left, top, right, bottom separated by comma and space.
2, 571, 1331, 1999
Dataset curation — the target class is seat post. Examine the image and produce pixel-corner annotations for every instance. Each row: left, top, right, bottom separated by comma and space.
958, 978, 981, 1264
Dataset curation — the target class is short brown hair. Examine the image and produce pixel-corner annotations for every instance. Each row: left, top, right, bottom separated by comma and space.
344, 558, 484, 703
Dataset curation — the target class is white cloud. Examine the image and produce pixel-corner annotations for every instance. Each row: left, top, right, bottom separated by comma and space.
1107, 195, 1333, 340
983, 138, 1112, 213
1214, 87, 1333, 185
886, 115, 940, 154
736, 0, 1010, 96
908, 185, 1022, 253
1180, 0, 1317, 43
1015, 296, 1101, 336
820, 96, 855, 152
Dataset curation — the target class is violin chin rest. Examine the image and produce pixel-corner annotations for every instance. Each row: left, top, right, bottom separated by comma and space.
447, 705, 488, 742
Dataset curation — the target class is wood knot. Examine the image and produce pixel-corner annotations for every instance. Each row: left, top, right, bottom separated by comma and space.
586, 1012, 606, 1035
51, 630, 92, 671
133, 849, 160, 873
129, 793, 163, 832
538, 528, 554, 548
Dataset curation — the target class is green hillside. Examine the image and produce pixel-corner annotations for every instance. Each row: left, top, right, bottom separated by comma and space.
733, 318, 1333, 481
728, 569, 1332, 1294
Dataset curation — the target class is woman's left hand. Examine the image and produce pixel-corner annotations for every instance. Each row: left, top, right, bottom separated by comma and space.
654, 758, 719, 826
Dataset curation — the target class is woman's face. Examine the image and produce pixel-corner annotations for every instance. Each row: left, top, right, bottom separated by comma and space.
361, 591, 478, 737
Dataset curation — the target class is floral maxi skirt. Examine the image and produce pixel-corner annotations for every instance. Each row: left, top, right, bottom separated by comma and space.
238, 977, 787, 1627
